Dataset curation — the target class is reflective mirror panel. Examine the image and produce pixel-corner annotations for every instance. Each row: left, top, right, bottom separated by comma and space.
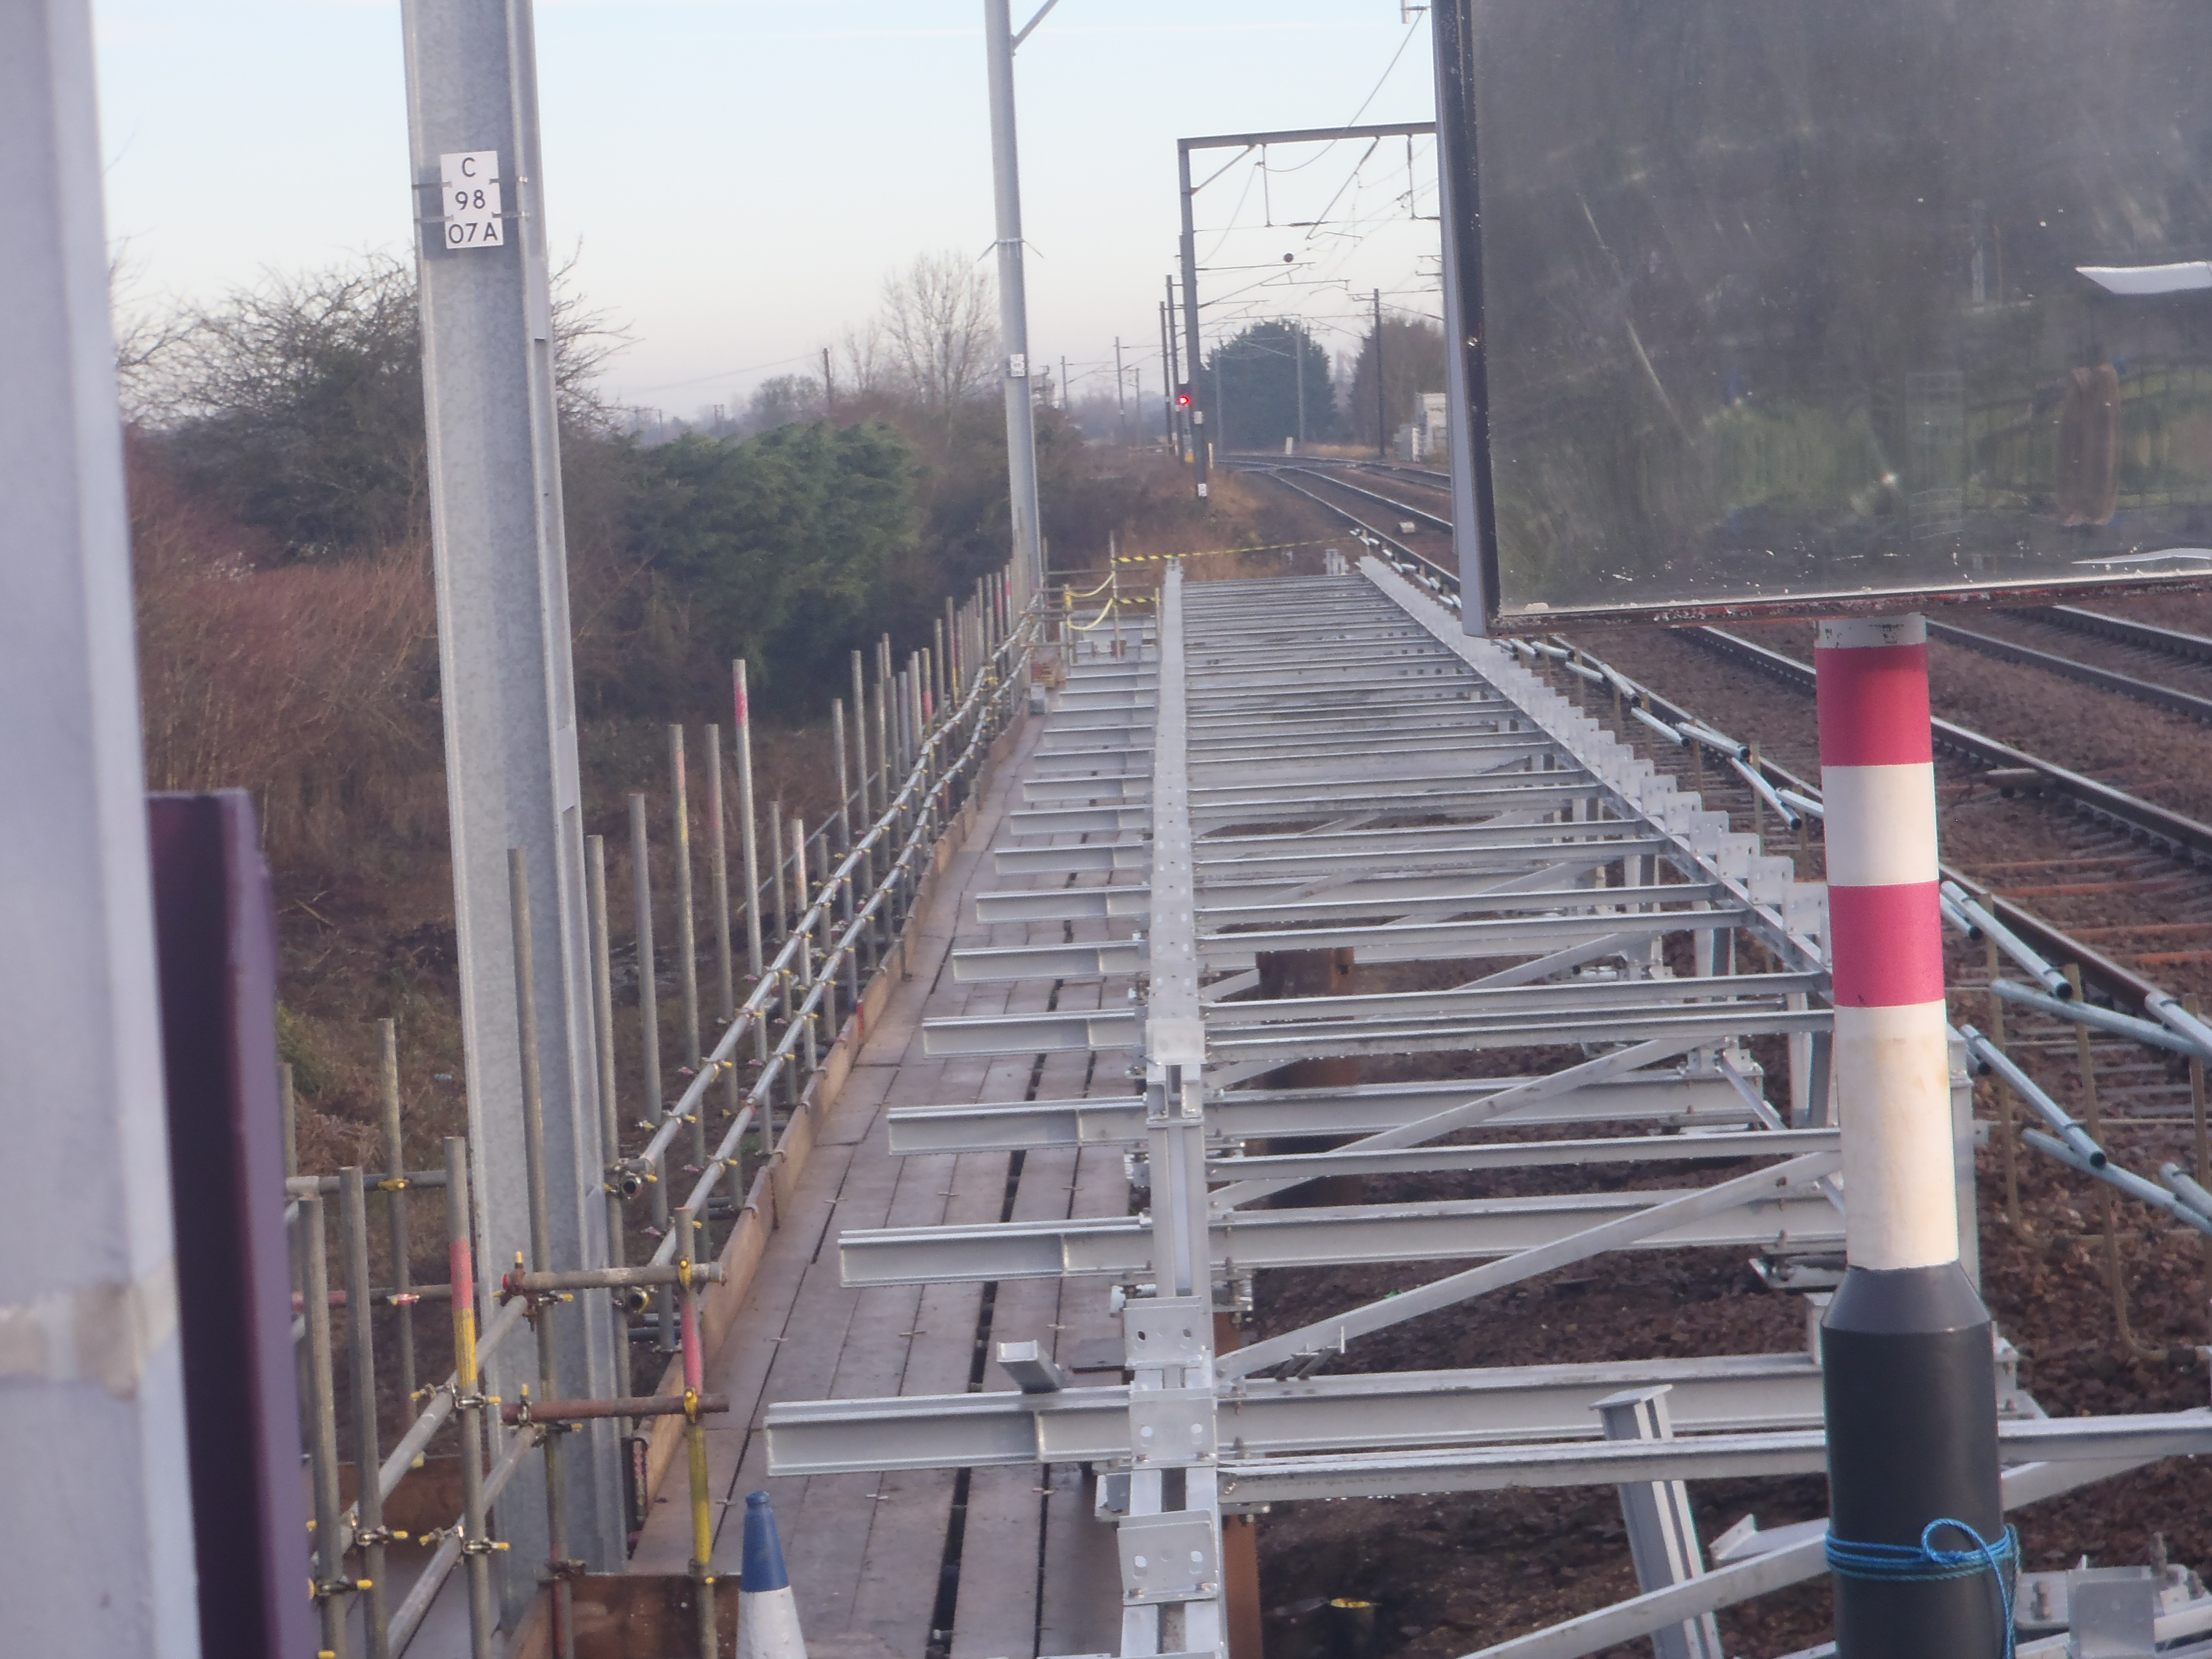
1439, 0, 2212, 624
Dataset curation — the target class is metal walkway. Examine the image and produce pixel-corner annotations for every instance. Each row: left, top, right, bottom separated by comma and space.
750, 561, 2204, 1659
629, 685, 1134, 1659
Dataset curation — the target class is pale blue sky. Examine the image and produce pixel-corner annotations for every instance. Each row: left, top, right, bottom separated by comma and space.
92, 2, 1442, 416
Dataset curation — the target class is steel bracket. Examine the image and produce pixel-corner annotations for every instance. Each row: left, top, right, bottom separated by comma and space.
1129, 1387, 1217, 1465
1125, 1295, 1211, 1367
1117, 1510, 1221, 1603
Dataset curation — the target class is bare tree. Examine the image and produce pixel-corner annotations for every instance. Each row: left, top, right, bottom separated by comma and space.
127, 249, 625, 557
110, 243, 193, 423
879, 251, 997, 415
838, 322, 896, 399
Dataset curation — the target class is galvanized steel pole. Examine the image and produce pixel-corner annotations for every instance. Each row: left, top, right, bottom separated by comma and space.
984, 0, 1045, 605
668, 726, 705, 1176
378, 1020, 418, 1410
704, 727, 738, 1121
582, 835, 631, 1408
399, 0, 623, 1576
340, 1167, 392, 1659
303, 1195, 353, 1658
832, 698, 853, 854
506, 849, 577, 1658
444, 1137, 497, 1658
0, 7, 202, 1647
1178, 143, 1209, 498
628, 794, 669, 1246
733, 662, 767, 1053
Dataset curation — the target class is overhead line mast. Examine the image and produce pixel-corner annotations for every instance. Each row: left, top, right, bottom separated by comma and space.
983, 0, 1047, 607
1174, 121, 1437, 495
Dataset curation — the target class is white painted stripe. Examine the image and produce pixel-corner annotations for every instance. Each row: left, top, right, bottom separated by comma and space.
1818, 763, 1940, 889
738, 1586, 809, 1659
1817, 614, 1927, 650
1833, 1002, 1959, 1271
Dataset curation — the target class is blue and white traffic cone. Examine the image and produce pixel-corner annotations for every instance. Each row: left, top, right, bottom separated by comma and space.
737, 1490, 807, 1659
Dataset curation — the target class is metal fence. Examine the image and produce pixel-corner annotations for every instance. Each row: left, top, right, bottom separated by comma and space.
284, 564, 1038, 1659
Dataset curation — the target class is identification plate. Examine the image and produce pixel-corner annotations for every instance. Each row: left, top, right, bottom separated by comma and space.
439, 151, 504, 250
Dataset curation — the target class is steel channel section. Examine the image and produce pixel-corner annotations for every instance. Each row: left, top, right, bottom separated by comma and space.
948, 909, 1747, 986
764, 1353, 1827, 1474
838, 1183, 1841, 1286
885, 1073, 1764, 1154
1212, 1411, 2212, 1505
399, 0, 625, 1580
1124, 563, 1228, 1653
923, 999, 1820, 1063
969, 872, 1705, 925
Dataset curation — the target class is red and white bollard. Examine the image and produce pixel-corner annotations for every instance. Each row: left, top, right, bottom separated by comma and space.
1814, 616, 2008, 1656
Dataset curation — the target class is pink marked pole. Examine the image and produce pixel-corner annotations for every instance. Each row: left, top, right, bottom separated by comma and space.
1815, 616, 2004, 1658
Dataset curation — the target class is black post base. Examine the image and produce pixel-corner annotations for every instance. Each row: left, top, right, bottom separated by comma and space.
1823, 1262, 2007, 1658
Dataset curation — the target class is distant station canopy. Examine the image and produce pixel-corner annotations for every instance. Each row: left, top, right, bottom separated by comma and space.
1433, 0, 2212, 629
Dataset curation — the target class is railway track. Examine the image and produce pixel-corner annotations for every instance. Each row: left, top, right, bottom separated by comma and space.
1929, 610, 2212, 726
1237, 454, 2212, 1042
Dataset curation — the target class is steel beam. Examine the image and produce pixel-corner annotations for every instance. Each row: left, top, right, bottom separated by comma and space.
1456, 1447, 2187, 1659
762, 1353, 1826, 1475
1207, 1128, 1840, 1182
952, 939, 1148, 983
921, 1005, 1140, 1058
1009, 805, 1152, 836
839, 1181, 1841, 1286
993, 841, 1151, 875
1214, 1411, 2212, 1504
883, 1072, 1761, 1154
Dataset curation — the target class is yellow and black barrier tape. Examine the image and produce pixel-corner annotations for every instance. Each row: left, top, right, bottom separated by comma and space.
1109, 536, 1336, 566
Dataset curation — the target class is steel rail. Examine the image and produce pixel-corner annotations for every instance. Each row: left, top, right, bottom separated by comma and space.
1268, 462, 1454, 533
1234, 462, 1462, 592
1925, 617, 2212, 725
2038, 604, 2212, 668
1255, 456, 2212, 1009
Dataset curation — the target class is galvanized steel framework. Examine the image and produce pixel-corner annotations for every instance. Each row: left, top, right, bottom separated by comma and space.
767, 559, 2212, 1659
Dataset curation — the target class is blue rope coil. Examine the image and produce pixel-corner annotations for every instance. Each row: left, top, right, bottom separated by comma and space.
1825, 1520, 2018, 1657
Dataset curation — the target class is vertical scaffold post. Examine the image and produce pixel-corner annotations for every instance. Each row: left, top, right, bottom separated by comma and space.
303, 1195, 354, 1658
733, 661, 769, 1076
678, 1206, 718, 1658
850, 652, 871, 821
583, 835, 631, 1409
1, 6, 203, 1649
705, 724, 737, 1121
831, 699, 852, 856
445, 1136, 498, 1659
379, 1020, 417, 1407
1814, 616, 2003, 1658
630, 792, 674, 1355
508, 848, 578, 1659
670, 726, 705, 1182
341, 1166, 392, 1659
399, 0, 624, 1580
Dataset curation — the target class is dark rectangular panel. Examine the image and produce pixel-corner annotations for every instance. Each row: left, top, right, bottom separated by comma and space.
1437, 0, 2212, 626
149, 791, 314, 1659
